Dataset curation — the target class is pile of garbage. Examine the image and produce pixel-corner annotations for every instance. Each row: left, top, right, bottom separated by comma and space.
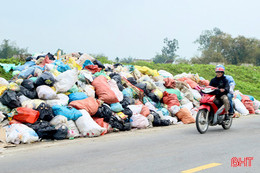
0, 52, 259, 145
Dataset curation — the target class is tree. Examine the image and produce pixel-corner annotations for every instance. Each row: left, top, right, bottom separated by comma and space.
193, 28, 260, 65
115, 57, 119, 63
153, 37, 179, 63
0, 39, 27, 59
120, 57, 133, 63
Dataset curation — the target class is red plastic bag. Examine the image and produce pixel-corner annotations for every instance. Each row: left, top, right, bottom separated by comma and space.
176, 108, 195, 124
136, 100, 150, 117
163, 78, 176, 89
69, 97, 99, 116
92, 75, 119, 104
84, 65, 102, 74
92, 117, 110, 135
178, 77, 198, 89
13, 107, 40, 124
163, 91, 180, 108
241, 95, 255, 114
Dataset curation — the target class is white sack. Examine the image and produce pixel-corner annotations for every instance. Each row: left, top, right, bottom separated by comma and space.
46, 94, 69, 107
130, 114, 149, 129
54, 68, 78, 92
0, 77, 9, 87
67, 120, 80, 138
233, 98, 249, 115
76, 110, 106, 137
128, 105, 143, 114
50, 115, 68, 127
4, 124, 39, 144
108, 79, 123, 102
36, 85, 57, 100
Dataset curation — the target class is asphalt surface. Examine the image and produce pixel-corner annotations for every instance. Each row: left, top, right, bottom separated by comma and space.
0, 115, 259, 173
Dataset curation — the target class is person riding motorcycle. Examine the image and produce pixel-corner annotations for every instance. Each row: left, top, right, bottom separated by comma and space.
215, 65, 235, 115
209, 66, 231, 120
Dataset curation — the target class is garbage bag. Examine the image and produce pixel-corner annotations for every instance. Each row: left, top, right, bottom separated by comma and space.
57, 63, 71, 73
120, 96, 134, 108
82, 60, 94, 69
163, 91, 180, 108
21, 79, 35, 91
52, 105, 82, 121
128, 105, 143, 114
54, 69, 78, 93
130, 114, 149, 129
84, 65, 102, 74
0, 86, 7, 96
0, 90, 21, 109
68, 84, 79, 93
108, 79, 123, 102
37, 103, 54, 121
176, 108, 195, 124
109, 115, 130, 131
92, 75, 119, 104
0, 77, 9, 87
164, 88, 182, 101
109, 73, 124, 91
93, 59, 105, 69
14, 61, 36, 71
123, 107, 133, 118
178, 77, 198, 89
122, 88, 134, 98
92, 117, 110, 135
69, 97, 99, 116
241, 95, 255, 114
50, 115, 68, 126
93, 104, 113, 123
163, 78, 176, 89
53, 125, 68, 140
147, 92, 160, 103
35, 72, 55, 87
127, 77, 137, 85
18, 67, 35, 79
158, 70, 174, 78
68, 92, 88, 103
151, 111, 170, 126
4, 124, 39, 144
75, 109, 106, 137
8, 82, 20, 92
67, 120, 80, 138
191, 89, 201, 102
169, 105, 181, 115
36, 85, 57, 100
19, 86, 37, 99
0, 102, 10, 113
46, 94, 69, 107
110, 102, 124, 113
26, 120, 57, 139
12, 107, 40, 124
21, 99, 45, 109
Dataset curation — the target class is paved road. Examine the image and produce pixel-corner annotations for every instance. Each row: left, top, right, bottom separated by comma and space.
0, 115, 259, 173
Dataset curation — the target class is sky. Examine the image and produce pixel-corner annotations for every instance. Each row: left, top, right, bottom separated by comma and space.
1, 0, 260, 60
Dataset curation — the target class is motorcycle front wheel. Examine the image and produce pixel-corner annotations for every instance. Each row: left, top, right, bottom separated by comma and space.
222, 117, 233, 130
196, 109, 209, 134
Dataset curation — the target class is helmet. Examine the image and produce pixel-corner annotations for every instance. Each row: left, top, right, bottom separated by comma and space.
215, 67, 225, 72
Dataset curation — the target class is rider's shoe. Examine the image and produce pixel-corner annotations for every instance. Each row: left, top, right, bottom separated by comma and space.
225, 114, 230, 120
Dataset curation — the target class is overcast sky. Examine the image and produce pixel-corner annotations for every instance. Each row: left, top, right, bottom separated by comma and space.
1, 0, 260, 60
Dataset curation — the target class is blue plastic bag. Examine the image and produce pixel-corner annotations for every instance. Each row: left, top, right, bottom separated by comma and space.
52, 105, 82, 120
68, 92, 88, 103
158, 108, 170, 116
245, 95, 254, 101
82, 60, 94, 69
122, 88, 134, 98
110, 102, 124, 113
236, 94, 242, 101
57, 64, 71, 73
15, 61, 36, 71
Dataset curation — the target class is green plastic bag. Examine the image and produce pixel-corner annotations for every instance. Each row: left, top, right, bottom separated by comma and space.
164, 88, 182, 101
68, 84, 79, 93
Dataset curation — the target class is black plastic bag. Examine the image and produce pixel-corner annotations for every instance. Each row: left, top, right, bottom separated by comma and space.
109, 73, 124, 91
26, 56, 33, 62
127, 77, 137, 85
148, 92, 160, 103
0, 90, 21, 109
93, 59, 105, 69
114, 63, 123, 68
46, 52, 55, 60
123, 107, 133, 118
151, 111, 161, 126
160, 119, 171, 126
36, 55, 45, 60
120, 96, 131, 108
135, 83, 148, 94
26, 120, 57, 139
53, 125, 68, 140
109, 116, 124, 131
35, 72, 55, 87
93, 104, 113, 123
37, 103, 54, 121
19, 86, 37, 99
21, 79, 35, 91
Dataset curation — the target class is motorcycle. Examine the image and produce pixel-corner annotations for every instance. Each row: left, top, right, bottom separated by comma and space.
196, 86, 232, 134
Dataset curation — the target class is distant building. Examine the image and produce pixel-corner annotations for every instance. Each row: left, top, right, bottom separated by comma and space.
133, 59, 153, 63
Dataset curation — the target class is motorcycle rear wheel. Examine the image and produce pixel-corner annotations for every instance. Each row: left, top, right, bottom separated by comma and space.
222, 117, 233, 130
196, 109, 209, 134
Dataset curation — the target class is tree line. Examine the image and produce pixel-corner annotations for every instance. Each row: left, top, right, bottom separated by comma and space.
1, 27, 260, 65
